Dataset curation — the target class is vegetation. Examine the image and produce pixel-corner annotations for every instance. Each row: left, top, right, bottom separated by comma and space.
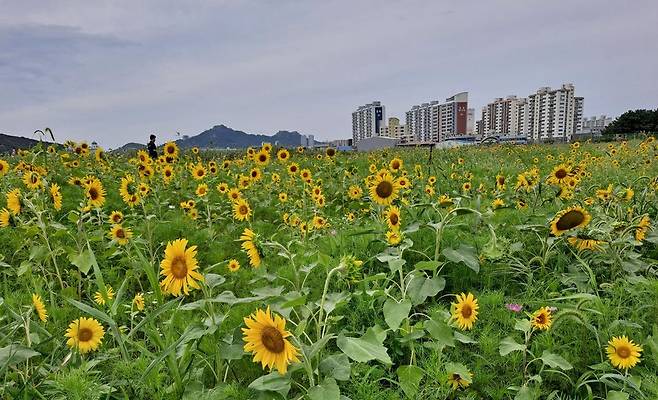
604, 109, 658, 136
1, 137, 657, 399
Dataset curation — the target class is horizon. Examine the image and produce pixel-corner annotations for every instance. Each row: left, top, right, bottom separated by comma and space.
1, 1, 657, 148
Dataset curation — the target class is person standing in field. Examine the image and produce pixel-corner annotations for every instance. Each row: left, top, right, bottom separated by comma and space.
147, 134, 157, 159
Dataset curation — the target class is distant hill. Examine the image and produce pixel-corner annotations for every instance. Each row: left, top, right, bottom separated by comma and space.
112, 142, 146, 153
175, 124, 312, 149
0, 133, 56, 153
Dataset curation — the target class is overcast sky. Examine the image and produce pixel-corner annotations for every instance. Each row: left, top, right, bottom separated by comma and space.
1, 0, 657, 148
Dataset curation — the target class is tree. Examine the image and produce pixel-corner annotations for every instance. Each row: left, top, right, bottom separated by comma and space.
603, 108, 658, 135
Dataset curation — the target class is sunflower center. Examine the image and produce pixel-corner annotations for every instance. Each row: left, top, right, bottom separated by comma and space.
167, 147, 174, 154
171, 256, 188, 279
261, 326, 285, 353
461, 304, 473, 318
116, 229, 125, 239
78, 328, 93, 342
239, 205, 248, 215
555, 169, 567, 179
89, 188, 99, 200
536, 314, 546, 324
31, 175, 38, 184
390, 214, 399, 225
616, 346, 630, 359
376, 181, 393, 198
556, 210, 585, 230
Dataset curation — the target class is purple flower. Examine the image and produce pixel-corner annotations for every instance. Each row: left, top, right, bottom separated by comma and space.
506, 303, 523, 313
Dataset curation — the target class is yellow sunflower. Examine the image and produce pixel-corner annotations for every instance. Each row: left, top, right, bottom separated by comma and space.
163, 142, 179, 158
196, 183, 209, 197
133, 292, 145, 311
369, 172, 400, 206
240, 228, 262, 268
228, 259, 240, 272
567, 236, 603, 251
385, 206, 401, 231
232, 198, 252, 221
255, 150, 270, 166
85, 179, 106, 208
32, 294, 48, 322
227, 188, 242, 201
635, 215, 651, 241
607, 336, 642, 370
50, 183, 62, 210
0, 159, 9, 176
389, 158, 403, 172
109, 211, 124, 224
94, 285, 116, 305
492, 198, 505, 209
191, 163, 206, 180
386, 230, 401, 246
0, 208, 10, 228
23, 171, 42, 190
531, 306, 553, 330
550, 206, 591, 236
547, 163, 572, 186
65, 317, 105, 353
6, 189, 21, 215
447, 370, 472, 390
160, 238, 204, 296
242, 307, 300, 375
277, 149, 290, 162
451, 292, 479, 330
109, 224, 133, 245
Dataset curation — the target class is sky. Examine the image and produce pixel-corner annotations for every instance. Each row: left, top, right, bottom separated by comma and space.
1, 0, 657, 149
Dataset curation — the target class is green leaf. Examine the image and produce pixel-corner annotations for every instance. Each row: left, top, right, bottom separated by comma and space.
337, 328, 391, 365
514, 385, 536, 400
514, 319, 532, 333
647, 325, 658, 365
444, 362, 472, 385
66, 298, 113, 325
606, 391, 629, 400
248, 372, 291, 396
68, 249, 94, 275
414, 260, 440, 271
319, 354, 351, 381
442, 245, 479, 273
407, 274, 445, 305
307, 378, 340, 400
387, 258, 406, 273
454, 331, 477, 344
0, 344, 40, 370
383, 298, 411, 331
397, 365, 424, 398
540, 350, 572, 370
499, 336, 526, 356
425, 318, 454, 348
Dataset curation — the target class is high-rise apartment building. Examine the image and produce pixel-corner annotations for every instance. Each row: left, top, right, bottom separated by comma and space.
405, 92, 469, 142
477, 84, 584, 141
352, 102, 385, 144
379, 117, 412, 142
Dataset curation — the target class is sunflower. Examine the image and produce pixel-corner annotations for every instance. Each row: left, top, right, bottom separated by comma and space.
623, 187, 634, 201
492, 198, 505, 209
255, 150, 270, 166
287, 163, 299, 175
451, 293, 479, 330
495, 174, 506, 190
85, 179, 106, 208
50, 183, 62, 210
133, 293, 145, 311
531, 306, 553, 330
607, 336, 642, 370
94, 285, 116, 305
447, 370, 472, 390
369, 172, 400, 206
277, 149, 290, 162
228, 259, 240, 272
438, 194, 453, 207
23, 171, 42, 190
191, 163, 206, 180
0, 159, 9, 176
547, 163, 572, 185
65, 317, 105, 353
348, 185, 363, 200
312, 215, 327, 230
240, 228, 262, 268
242, 307, 300, 375
300, 169, 311, 182
0, 208, 10, 228
6, 189, 21, 215
385, 206, 401, 231
216, 182, 228, 194
550, 206, 591, 236
389, 158, 403, 172
162, 165, 175, 183
250, 167, 262, 181
232, 198, 252, 221
635, 215, 651, 241
567, 236, 603, 251
160, 238, 204, 296
109, 224, 133, 245
109, 211, 124, 224
163, 142, 179, 158
196, 183, 209, 197
596, 184, 613, 201
278, 192, 288, 202
32, 294, 48, 322
462, 182, 472, 192
227, 188, 241, 201
386, 230, 401, 246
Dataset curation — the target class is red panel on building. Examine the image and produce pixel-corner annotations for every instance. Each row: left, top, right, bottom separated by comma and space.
456, 102, 468, 134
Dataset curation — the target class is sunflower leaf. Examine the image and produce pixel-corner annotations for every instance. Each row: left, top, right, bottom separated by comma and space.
540, 350, 573, 370
442, 245, 479, 273
0, 344, 40, 371
308, 378, 340, 400
337, 328, 391, 365
397, 365, 424, 398
606, 391, 629, 400
499, 336, 526, 356
383, 298, 411, 331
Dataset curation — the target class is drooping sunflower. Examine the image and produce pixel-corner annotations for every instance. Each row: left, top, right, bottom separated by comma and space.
447, 370, 472, 390
242, 307, 300, 375
451, 292, 479, 330
385, 206, 401, 231
65, 317, 105, 354
369, 172, 400, 206
567, 236, 603, 251
109, 224, 133, 245
85, 179, 106, 208
240, 228, 262, 268
549, 206, 591, 236
160, 238, 204, 296
50, 183, 62, 210
6, 189, 21, 215
531, 306, 553, 330
635, 215, 651, 241
438, 194, 453, 207
133, 293, 145, 311
386, 230, 401, 246
32, 294, 48, 322
0, 208, 10, 228
228, 259, 240, 272
232, 198, 252, 221
495, 174, 506, 190
607, 336, 642, 370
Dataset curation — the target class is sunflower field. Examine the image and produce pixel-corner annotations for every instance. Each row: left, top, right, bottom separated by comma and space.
1, 138, 657, 400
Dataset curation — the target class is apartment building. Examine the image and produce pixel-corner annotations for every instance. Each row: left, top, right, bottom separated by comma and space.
405, 92, 469, 142
479, 96, 529, 137
352, 102, 385, 145
379, 117, 412, 142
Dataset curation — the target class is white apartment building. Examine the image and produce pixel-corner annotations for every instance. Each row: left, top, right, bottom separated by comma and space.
352, 102, 385, 144
479, 96, 529, 137
580, 115, 613, 134
405, 92, 469, 143
379, 117, 412, 142
467, 108, 475, 135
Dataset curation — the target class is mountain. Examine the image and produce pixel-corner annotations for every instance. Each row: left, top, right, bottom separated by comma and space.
0, 133, 56, 153
112, 142, 146, 153
175, 125, 311, 149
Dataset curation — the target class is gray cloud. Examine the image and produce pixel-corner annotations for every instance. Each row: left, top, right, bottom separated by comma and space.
1, 0, 657, 148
